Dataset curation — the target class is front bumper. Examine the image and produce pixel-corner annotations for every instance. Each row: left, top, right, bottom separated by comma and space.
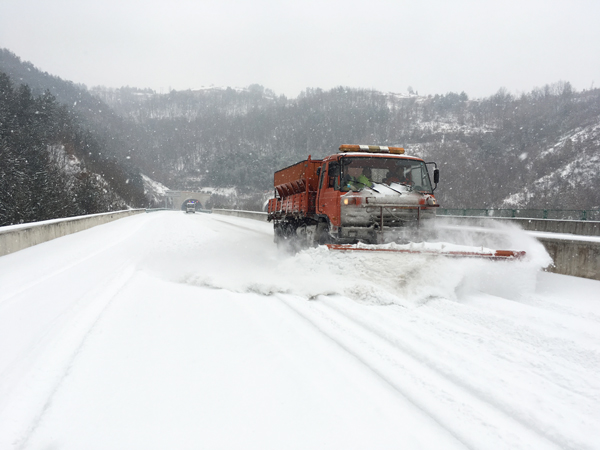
338, 204, 436, 244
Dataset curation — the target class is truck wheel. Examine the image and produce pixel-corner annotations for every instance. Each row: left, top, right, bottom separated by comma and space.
315, 220, 331, 246
284, 223, 296, 241
274, 223, 283, 245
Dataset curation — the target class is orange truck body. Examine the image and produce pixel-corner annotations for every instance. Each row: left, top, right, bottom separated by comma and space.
268, 155, 323, 218
267, 145, 439, 246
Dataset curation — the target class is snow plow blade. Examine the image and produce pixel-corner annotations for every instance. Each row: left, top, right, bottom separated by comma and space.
326, 244, 526, 260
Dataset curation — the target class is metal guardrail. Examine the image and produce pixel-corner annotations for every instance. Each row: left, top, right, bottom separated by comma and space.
145, 208, 213, 213
438, 209, 600, 221
212, 209, 268, 222
145, 208, 171, 213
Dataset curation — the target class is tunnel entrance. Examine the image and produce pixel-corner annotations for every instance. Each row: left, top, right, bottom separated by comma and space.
165, 191, 211, 211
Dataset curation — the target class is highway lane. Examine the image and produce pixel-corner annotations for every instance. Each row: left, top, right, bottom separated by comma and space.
0, 211, 598, 449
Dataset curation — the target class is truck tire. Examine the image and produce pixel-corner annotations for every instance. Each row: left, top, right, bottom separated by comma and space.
273, 223, 283, 245
315, 220, 331, 246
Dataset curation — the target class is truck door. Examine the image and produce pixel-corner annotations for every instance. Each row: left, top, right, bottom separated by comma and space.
316, 161, 342, 227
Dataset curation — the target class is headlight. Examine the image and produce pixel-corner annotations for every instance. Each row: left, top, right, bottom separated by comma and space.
343, 197, 362, 206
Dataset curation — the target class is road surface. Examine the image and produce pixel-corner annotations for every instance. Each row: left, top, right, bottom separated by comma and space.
0, 211, 599, 449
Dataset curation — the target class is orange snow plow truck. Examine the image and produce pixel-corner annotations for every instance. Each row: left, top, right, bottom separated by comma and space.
267, 144, 525, 259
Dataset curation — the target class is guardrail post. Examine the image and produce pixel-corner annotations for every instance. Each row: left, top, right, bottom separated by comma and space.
543, 209, 548, 219
582, 210, 587, 221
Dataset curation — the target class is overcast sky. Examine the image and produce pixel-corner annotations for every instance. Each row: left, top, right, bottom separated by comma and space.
1, 0, 598, 98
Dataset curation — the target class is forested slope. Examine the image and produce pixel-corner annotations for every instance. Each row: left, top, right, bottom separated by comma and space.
0, 51, 147, 226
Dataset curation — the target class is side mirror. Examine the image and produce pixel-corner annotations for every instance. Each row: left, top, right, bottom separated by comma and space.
434, 168, 440, 184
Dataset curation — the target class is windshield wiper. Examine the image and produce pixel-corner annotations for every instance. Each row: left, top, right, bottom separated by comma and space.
382, 183, 402, 195
351, 180, 379, 193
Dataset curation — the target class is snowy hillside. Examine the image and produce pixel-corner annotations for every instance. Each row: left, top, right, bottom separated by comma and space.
502, 119, 600, 208
141, 174, 170, 206
1, 212, 599, 449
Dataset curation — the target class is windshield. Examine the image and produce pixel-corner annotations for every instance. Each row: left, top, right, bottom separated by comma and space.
340, 156, 433, 193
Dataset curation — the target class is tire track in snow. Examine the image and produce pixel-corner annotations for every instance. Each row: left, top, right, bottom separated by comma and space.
316, 296, 596, 450
275, 294, 568, 450
273, 294, 475, 450
0, 212, 157, 308
1, 263, 138, 450
208, 216, 271, 236
413, 295, 600, 400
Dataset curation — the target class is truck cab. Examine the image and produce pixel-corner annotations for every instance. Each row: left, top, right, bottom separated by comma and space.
268, 145, 440, 246
316, 147, 438, 243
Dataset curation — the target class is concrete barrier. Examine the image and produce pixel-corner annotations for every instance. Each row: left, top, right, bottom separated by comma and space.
537, 237, 600, 280
0, 209, 145, 256
212, 209, 268, 222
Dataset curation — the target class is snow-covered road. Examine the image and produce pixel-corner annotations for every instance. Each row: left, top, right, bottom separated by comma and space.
0, 211, 599, 450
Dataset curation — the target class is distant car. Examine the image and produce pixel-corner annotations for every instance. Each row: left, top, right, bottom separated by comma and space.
185, 202, 195, 213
